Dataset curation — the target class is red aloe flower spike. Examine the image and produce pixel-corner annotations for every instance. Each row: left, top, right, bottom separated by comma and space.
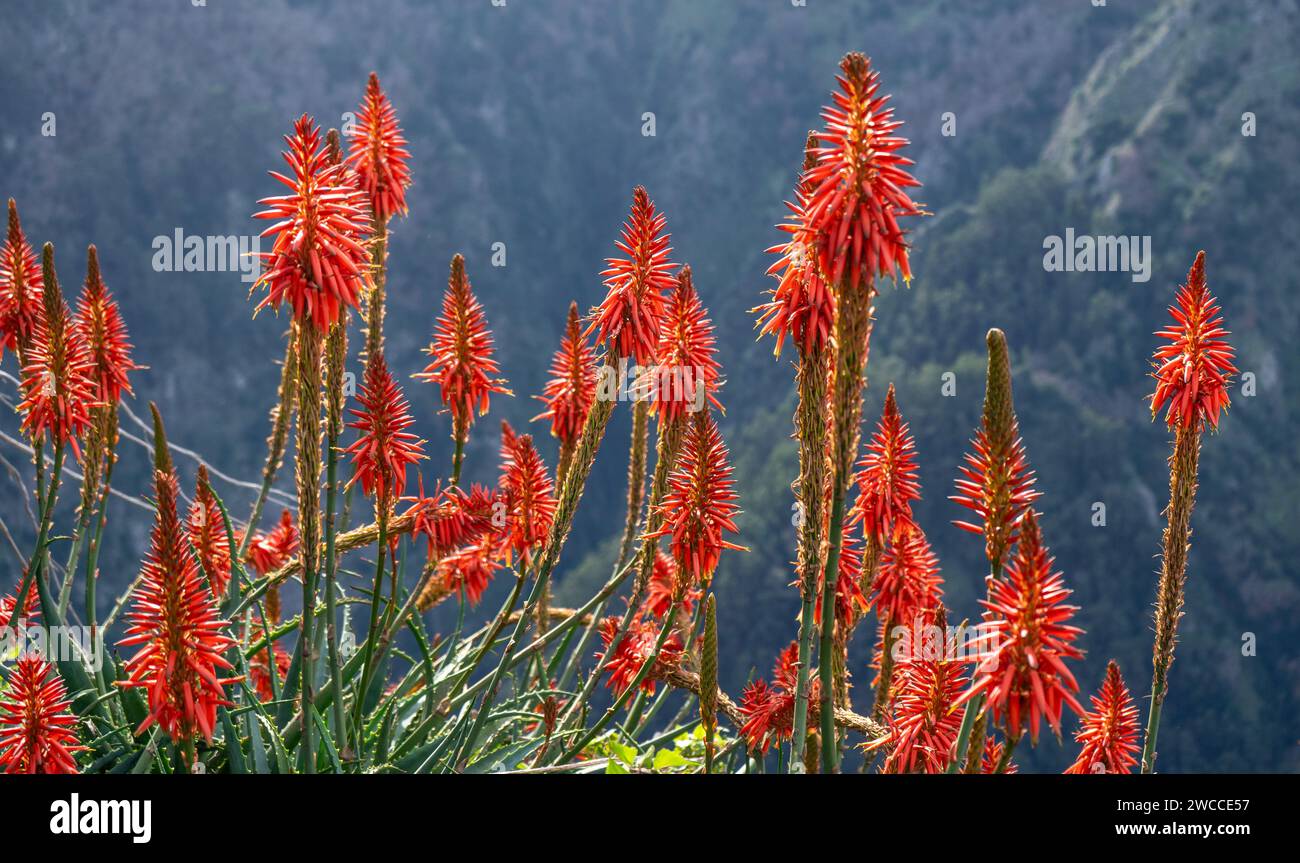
850, 383, 920, 545
72, 246, 140, 406
0, 588, 39, 632
651, 266, 723, 423
866, 655, 968, 774
345, 350, 426, 509
118, 407, 239, 745
646, 410, 746, 590
532, 301, 598, 458
804, 53, 923, 293
754, 132, 836, 358
738, 641, 816, 754
187, 464, 232, 599
956, 510, 1086, 744
403, 478, 498, 559
595, 613, 683, 697
0, 199, 43, 365
812, 513, 869, 631
1066, 660, 1140, 775
415, 254, 510, 440
0, 654, 86, 774
252, 115, 372, 332
498, 422, 557, 567
585, 186, 677, 365
950, 329, 1040, 566
870, 524, 944, 628
346, 72, 413, 221
17, 244, 97, 459
245, 509, 299, 577
1149, 251, 1236, 431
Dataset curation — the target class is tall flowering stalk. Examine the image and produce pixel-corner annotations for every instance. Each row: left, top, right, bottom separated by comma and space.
1067, 660, 1139, 775
119, 405, 238, 768
754, 134, 836, 770
533, 301, 597, 486
187, 464, 232, 600
70, 245, 137, 633
810, 52, 923, 772
947, 327, 1038, 770
0, 654, 85, 774
1141, 251, 1234, 773
252, 114, 372, 771
416, 254, 510, 484
346, 350, 425, 743
347, 72, 412, 363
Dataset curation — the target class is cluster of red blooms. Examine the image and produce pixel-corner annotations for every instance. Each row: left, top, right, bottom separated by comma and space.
119, 464, 240, 744
850, 384, 920, 546
651, 267, 722, 421
346, 350, 427, 508
596, 615, 684, 697
253, 115, 372, 332
586, 186, 676, 365
0, 655, 86, 773
1149, 251, 1237, 431
956, 511, 1085, 744
0, 199, 43, 364
497, 422, 557, 567
1066, 660, 1140, 774
532, 301, 598, 455
244, 509, 300, 577
186, 465, 233, 598
347, 72, 413, 222
416, 254, 510, 435
739, 642, 811, 754
870, 653, 968, 773
0, 589, 38, 632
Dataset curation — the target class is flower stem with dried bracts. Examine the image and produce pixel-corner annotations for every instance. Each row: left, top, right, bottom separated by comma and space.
818, 285, 873, 772
323, 312, 349, 754
700, 592, 718, 773
294, 321, 324, 772
1140, 252, 1234, 774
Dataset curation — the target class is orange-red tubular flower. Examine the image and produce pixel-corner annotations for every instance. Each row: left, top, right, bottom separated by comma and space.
585, 186, 676, 365
868, 655, 967, 774
346, 72, 412, 221
18, 246, 96, 458
1149, 251, 1236, 431
980, 737, 1017, 774
850, 384, 920, 545
416, 254, 510, 433
0, 588, 39, 632
870, 524, 943, 627
533, 301, 597, 450
1066, 660, 1140, 775
245, 509, 299, 577
0, 199, 43, 364
252, 115, 372, 332
0, 655, 86, 774
404, 480, 497, 558
187, 465, 232, 599
596, 613, 683, 697
956, 511, 1085, 744
498, 422, 557, 567
738, 642, 812, 754
119, 468, 239, 744
755, 166, 835, 358
345, 351, 426, 507
248, 643, 291, 703
72, 246, 139, 405
651, 266, 722, 423
804, 53, 923, 293
647, 410, 744, 589
814, 516, 869, 630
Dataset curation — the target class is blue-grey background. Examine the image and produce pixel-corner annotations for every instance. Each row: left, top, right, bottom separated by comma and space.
1, 0, 1295, 771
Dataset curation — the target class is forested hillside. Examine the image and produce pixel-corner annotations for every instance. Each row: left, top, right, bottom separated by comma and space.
1, 0, 1294, 771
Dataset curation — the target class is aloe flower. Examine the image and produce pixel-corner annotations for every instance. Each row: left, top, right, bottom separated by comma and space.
346, 72, 412, 222
252, 115, 372, 332
0, 199, 43, 366
498, 422, 557, 568
586, 186, 676, 365
850, 384, 920, 546
72, 245, 139, 405
532, 301, 597, 480
1067, 660, 1139, 775
345, 351, 427, 509
187, 464, 232, 599
0, 655, 85, 774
